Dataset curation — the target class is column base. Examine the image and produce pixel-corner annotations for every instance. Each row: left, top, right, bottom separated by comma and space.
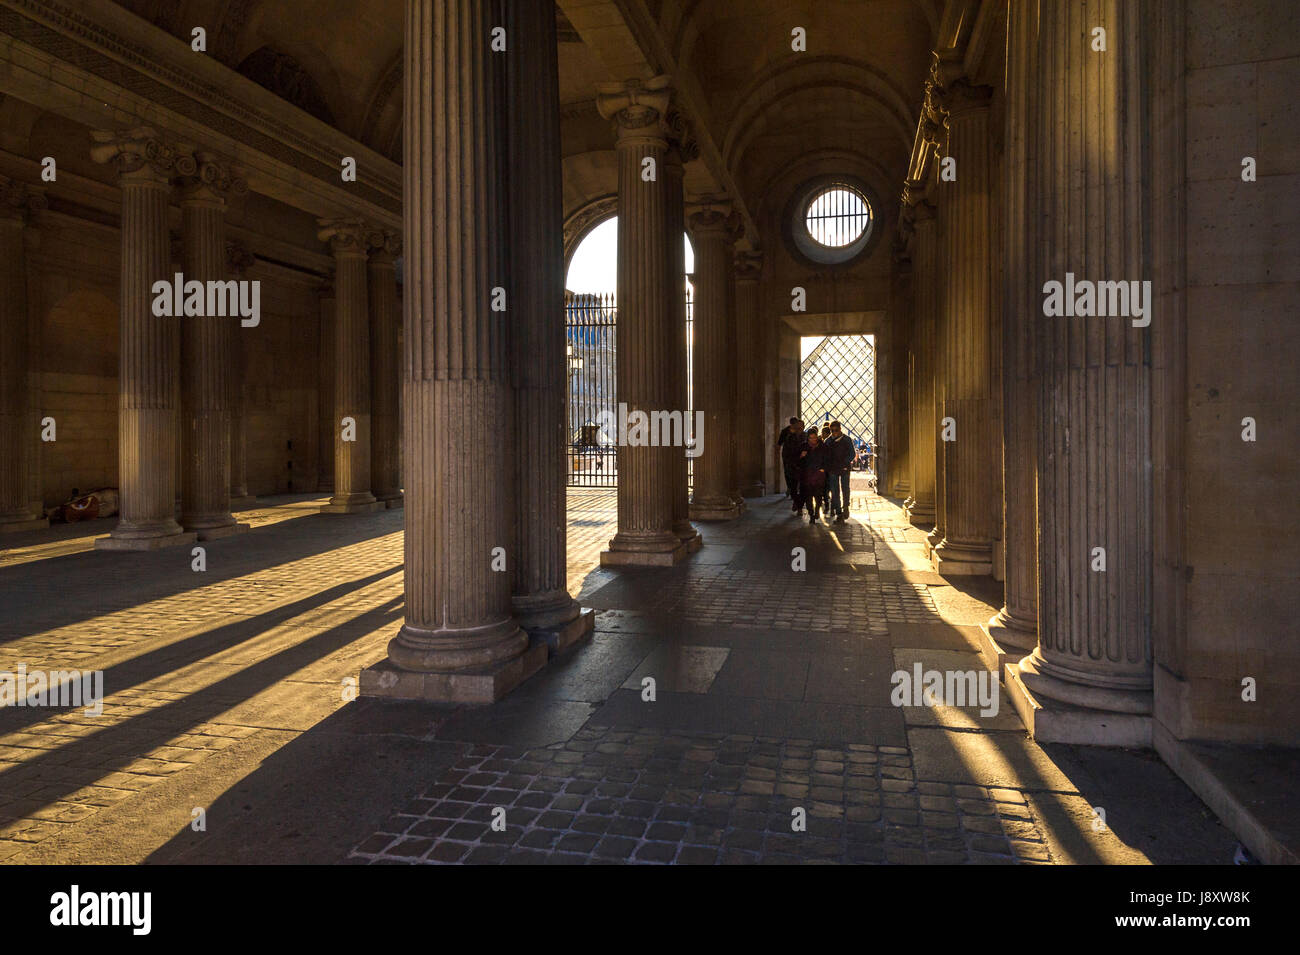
528, 608, 595, 657
192, 522, 250, 541
229, 495, 257, 511
377, 492, 404, 509
600, 537, 688, 567
931, 540, 993, 576
95, 530, 197, 552
0, 516, 49, 534
741, 482, 766, 498
976, 608, 1037, 677
903, 501, 935, 527
689, 500, 741, 521
320, 498, 384, 515
891, 480, 911, 500
360, 636, 548, 704
1004, 661, 1152, 747
673, 521, 703, 552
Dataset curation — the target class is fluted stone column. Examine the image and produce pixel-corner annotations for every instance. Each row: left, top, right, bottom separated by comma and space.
318, 218, 380, 515
688, 206, 742, 521
179, 154, 248, 540
664, 123, 702, 552
316, 279, 335, 493
505, 0, 591, 652
931, 79, 998, 575
91, 128, 194, 551
734, 251, 765, 497
986, 0, 1039, 653
903, 198, 937, 527
362, 0, 541, 703
597, 77, 688, 564
0, 178, 47, 533
367, 229, 403, 508
226, 241, 256, 510
725, 259, 745, 510
1009, 0, 1154, 736
888, 256, 913, 499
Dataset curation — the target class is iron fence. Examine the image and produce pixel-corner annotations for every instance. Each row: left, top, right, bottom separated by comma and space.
565, 285, 695, 488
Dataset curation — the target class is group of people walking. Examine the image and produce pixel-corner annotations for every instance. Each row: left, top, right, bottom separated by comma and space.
776, 417, 856, 524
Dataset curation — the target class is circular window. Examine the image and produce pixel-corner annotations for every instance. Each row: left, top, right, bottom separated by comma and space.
804, 185, 871, 248
787, 177, 876, 266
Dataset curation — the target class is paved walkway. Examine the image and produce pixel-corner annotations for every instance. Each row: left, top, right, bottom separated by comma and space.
0, 489, 1234, 864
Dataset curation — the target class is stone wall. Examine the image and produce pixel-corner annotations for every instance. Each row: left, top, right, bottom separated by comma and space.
1161, 0, 1300, 745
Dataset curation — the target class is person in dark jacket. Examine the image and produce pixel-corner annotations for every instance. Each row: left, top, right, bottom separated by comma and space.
825, 421, 855, 523
798, 431, 830, 523
776, 417, 800, 498
780, 418, 807, 512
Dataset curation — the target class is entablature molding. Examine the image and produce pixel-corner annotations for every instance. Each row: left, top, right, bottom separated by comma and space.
0, 0, 400, 227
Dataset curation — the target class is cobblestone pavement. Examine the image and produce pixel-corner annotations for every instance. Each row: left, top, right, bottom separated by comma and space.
349, 729, 1051, 865
0, 489, 1235, 864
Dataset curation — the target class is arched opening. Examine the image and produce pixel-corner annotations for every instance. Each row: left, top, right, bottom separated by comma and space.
564, 216, 695, 488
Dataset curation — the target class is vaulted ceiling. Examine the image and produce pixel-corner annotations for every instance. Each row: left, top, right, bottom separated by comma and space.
110, 0, 941, 240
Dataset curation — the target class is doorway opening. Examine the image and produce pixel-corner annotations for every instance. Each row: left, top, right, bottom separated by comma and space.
800, 334, 877, 477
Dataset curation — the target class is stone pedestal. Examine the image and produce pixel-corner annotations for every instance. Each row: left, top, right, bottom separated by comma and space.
363, 0, 532, 701
179, 155, 248, 541
597, 77, 689, 564
367, 230, 403, 508
318, 218, 379, 515
91, 128, 192, 551
688, 206, 742, 522
0, 178, 47, 533
505, 0, 590, 651
363, 637, 549, 705
1006, 0, 1154, 737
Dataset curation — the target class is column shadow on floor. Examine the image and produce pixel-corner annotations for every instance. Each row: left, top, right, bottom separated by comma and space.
0, 508, 400, 644
0, 579, 403, 823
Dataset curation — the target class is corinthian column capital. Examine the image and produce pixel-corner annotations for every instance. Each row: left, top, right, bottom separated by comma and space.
734, 250, 763, 282
688, 203, 741, 242
664, 106, 700, 161
597, 75, 673, 143
225, 240, 256, 275
365, 228, 402, 263
0, 175, 46, 223
90, 126, 193, 184
908, 196, 937, 224
317, 217, 370, 257
179, 150, 248, 202
943, 77, 994, 115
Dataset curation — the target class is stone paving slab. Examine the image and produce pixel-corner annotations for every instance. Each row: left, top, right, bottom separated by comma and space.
591, 689, 910, 747
349, 726, 1055, 865
890, 648, 1027, 731
887, 622, 986, 652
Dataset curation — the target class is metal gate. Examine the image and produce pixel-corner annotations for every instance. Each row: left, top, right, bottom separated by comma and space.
566, 292, 617, 486
565, 285, 695, 488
